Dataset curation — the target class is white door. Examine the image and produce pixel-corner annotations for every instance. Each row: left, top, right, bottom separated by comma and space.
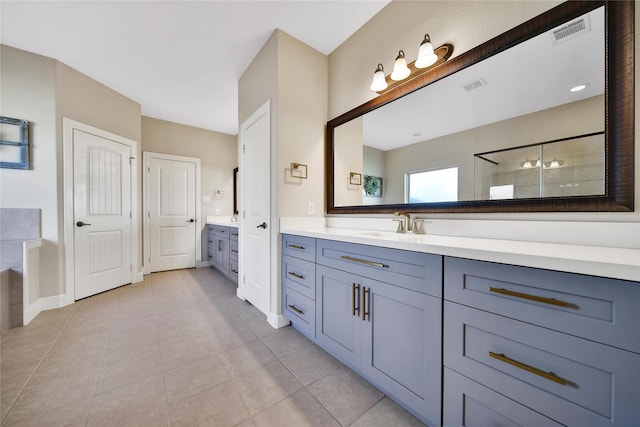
74, 129, 132, 299
240, 102, 271, 315
148, 156, 197, 272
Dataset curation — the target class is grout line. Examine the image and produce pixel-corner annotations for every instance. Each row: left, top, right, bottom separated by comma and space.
0, 305, 79, 425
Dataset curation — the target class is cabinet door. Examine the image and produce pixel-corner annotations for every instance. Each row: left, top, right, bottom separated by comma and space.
362, 278, 442, 426
316, 265, 362, 371
213, 236, 230, 277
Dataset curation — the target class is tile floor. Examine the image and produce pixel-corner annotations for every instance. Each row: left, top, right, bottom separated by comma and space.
0, 267, 425, 426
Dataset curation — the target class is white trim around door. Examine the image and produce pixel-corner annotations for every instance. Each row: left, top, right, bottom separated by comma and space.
63, 118, 141, 305
142, 151, 202, 275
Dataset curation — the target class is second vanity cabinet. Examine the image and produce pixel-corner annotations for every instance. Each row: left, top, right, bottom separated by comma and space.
208, 224, 238, 284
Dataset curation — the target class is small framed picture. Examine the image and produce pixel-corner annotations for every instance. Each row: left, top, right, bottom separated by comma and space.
363, 175, 383, 197
1, 116, 29, 169
349, 172, 362, 185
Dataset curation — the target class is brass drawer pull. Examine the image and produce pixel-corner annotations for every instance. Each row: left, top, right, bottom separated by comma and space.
288, 304, 304, 315
489, 352, 568, 385
288, 271, 304, 280
287, 244, 305, 250
341, 255, 387, 268
489, 287, 569, 307
352, 283, 360, 316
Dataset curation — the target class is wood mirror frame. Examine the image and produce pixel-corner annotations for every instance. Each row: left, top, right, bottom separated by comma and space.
326, 1, 634, 214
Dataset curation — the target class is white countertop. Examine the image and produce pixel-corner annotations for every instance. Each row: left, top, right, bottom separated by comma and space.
280, 225, 640, 282
206, 216, 239, 228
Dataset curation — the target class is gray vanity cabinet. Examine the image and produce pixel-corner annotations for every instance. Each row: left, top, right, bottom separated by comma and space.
282, 234, 317, 339
443, 257, 640, 426
315, 265, 363, 369
314, 239, 443, 426
208, 225, 237, 284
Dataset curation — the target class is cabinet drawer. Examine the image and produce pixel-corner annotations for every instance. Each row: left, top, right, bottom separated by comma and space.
282, 255, 315, 300
444, 302, 640, 426
445, 257, 640, 353
283, 287, 315, 339
317, 239, 442, 297
214, 225, 229, 237
207, 226, 215, 242
230, 227, 238, 241
230, 240, 238, 261
282, 234, 316, 262
443, 368, 562, 427
229, 260, 238, 283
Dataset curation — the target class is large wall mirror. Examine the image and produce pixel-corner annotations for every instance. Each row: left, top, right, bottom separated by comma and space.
326, 1, 634, 214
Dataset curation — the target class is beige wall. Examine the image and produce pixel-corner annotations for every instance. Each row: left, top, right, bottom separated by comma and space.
328, 1, 640, 233
0, 46, 57, 306
141, 116, 237, 258
334, 117, 364, 207
276, 31, 328, 218
0, 45, 143, 304
239, 29, 328, 321
56, 61, 142, 282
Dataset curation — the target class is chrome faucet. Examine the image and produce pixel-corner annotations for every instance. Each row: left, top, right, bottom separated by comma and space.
393, 212, 412, 232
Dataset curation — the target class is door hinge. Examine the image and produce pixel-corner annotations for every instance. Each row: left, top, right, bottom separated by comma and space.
243, 274, 246, 284
148, 211, 151, 218
149, 257, 151, 264
242, 210, 246, 219
148, 166, 150, 173
242, 144, 245, 154
129, 211, 132, 218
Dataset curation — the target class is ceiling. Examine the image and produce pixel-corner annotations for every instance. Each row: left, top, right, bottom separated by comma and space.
1, 1, 390, 135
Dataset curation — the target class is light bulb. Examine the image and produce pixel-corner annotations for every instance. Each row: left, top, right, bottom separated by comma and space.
415, 34, 438, 69
369, 64, 388, 92
390, 50, 410, 81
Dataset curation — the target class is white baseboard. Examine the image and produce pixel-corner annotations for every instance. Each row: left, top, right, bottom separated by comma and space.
199, 260, 211, 268
23, 293, 72, 325
267, 312, 290, 329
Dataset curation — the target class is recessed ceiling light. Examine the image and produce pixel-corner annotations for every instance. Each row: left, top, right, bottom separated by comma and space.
570, 83, 589, 92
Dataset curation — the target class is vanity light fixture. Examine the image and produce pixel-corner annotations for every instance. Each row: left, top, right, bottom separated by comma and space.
415, 34, 438, 68
391, 50, 411, 81
369, 64, 388, 92
520, 159, 540, 169
369, 35, 453, 94
544, 158, 565, 168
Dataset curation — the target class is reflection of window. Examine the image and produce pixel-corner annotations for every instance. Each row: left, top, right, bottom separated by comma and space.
406, 167, 458, 203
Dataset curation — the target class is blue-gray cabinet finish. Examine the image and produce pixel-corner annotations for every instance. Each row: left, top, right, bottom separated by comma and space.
282, 234, 317, 340
443, 257, 640, 426
283, 235, 443, 426
207, 225, 236, 283
282, 234, 640, 426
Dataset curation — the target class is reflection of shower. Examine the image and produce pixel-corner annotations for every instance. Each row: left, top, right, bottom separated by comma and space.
474, 131, 604, 199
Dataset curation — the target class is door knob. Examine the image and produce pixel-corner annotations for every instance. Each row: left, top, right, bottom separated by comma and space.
76, 221, 92, 227
256, 222, 267, 229
187, 218, 195, 223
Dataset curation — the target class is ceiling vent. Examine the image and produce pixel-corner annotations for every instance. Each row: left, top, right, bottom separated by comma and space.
462, 78, 486, 92
552, 17, 590, 44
